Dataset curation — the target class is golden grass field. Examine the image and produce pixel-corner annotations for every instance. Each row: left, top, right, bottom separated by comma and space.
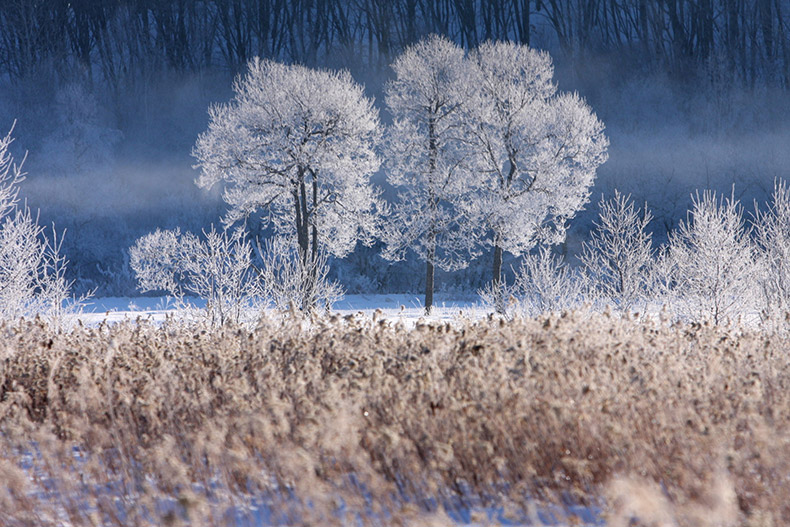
1, 311, 788, 526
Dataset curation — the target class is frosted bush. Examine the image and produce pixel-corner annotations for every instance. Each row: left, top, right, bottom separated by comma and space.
477, 278, 518, 318
0, 124, 79, 325
579, 191, 654, 312
130, 226, 262, 325
662, 190, 756, 324
257, 236, 343, 312
513, 247, 586, 317
753, 180, 790, 327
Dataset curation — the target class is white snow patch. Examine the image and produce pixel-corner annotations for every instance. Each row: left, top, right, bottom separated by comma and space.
76, 294, 486, 327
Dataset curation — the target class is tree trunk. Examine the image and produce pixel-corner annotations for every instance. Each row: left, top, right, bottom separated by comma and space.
425, 259, 435, 315
295, 168, 315, 311
425, 112, 439, 316
493, 243, 503, 284
309, 173, 320, 310
293, 187, 307, 261
311, 175, 318, 265
492, 242, 505, 314
425, 231, 436, 315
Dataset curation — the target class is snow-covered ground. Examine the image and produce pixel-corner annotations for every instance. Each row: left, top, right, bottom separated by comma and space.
78, 294, 486, 326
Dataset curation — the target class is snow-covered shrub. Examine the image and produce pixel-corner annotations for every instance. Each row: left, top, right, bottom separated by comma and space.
662, 190, 756, 324
0, 125, 77, 324
130, 226, 262, 325
257, 236, 343, 312
753, 179, 790, 326
512, 247, 586, 317
579, 191, 654, 312
477, 278, 518, 318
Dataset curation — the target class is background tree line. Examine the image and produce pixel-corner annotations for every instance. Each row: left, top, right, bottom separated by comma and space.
2, 0, 789, 88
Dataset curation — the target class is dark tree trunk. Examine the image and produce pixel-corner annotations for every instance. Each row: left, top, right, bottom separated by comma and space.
493, 242, 505, 314
293, 188, 307, 261
294, 167, 316, 311
294, 171, 308, 261
425, 111, 439, 315
493, 243, 503, 284
312, 175, 318, 265
425, 256, 435, 315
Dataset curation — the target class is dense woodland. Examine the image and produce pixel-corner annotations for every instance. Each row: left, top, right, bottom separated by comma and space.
2, 0, 789, 84
1, 0, 790, 296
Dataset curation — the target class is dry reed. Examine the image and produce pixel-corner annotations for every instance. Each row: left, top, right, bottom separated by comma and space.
1, 311, 788, 525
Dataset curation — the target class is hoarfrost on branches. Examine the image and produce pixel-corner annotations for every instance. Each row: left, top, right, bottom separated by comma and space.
465, 41, 608, 313
753, 179, 790, 326
513, 247, 586, 317
130, 226, 262, 325
663, 190, 756, 324
256, 236, 343, 313
193, 58, 381, 309
580, 191, 654, 312
0, 124, 78, 324
381, 35, 479, 314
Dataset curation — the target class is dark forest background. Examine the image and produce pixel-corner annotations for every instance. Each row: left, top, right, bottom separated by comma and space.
2, 0, 790, 296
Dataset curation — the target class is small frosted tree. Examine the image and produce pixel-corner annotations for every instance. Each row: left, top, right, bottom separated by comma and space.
0, 125, 74, 323
465, 41, 608, 313
257, 236, 343, 312
193, 58, 381, 310
513, 247, 586, 317
664, 191, 756, 324
381, 35, 479, 314
579, 191, 654, 311
753, 179, 790, 324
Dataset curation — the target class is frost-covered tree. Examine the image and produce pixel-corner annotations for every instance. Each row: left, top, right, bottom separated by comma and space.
0, 125, 75, 323
130, 226, 261, 325
381, 35, 479, 314
580, 191, 654, 311
465, 41, 608, 313
193, 58, 381, 309
753, 180, 790, 323
513, 247, 586, 317
664, 191, 756, 324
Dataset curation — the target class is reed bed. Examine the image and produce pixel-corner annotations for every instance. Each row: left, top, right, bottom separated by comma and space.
1, 311, 788, 526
